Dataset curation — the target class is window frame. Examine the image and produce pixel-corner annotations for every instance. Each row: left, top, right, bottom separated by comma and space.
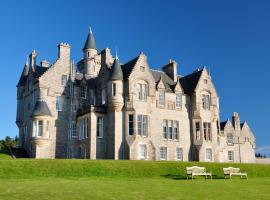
97, 117, 104, 138
205, 148, 212, 161
128, 114, 134, 136
176, 148, 183, 161
175, 93, 182, 108
159, 90, 165, 106
80, 85, 87, 99
160, 147, 167, 160
228, 150, 234, 162
139, 144, 147, 160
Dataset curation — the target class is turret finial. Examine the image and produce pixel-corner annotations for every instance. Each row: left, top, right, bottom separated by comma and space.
25, 57, 29, 65
115, 46, 118, 60
89, 26, 92, 34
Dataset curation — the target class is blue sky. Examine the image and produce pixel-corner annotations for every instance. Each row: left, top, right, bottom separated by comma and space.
0, 0, 269, 156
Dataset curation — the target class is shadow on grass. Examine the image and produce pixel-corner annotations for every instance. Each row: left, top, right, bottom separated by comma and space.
162, 174, 225, 180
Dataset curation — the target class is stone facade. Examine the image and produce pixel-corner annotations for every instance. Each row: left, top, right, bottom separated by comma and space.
16, 30, 256, 163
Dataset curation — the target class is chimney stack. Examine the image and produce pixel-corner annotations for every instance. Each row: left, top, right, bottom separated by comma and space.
232, 112, 241, 132
58, 43, 71, 61
162, 59, 178, 82
29, 50, 37, 69
40, 60, 49, 68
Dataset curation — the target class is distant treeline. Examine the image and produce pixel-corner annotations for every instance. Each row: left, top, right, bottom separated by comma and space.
255, 153, 267, 158
0, 136, 17, 150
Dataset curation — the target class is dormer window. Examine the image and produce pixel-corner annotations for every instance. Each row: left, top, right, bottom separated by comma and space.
176, 93, 182, 108
81, 86, 87, 99
138, 83, 147, 101
140, 66, 145, 72
204, 79, 208, 84
227, 134, 234, 145
202, 94, 210, 110
159, 90, 165, 106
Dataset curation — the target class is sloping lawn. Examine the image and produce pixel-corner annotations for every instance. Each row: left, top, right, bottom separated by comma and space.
0, 149, 11, 159
0, 159, 269, 200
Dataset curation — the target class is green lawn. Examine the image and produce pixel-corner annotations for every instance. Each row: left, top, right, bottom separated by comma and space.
0, 158, 270, 200
0, 149, 11, 159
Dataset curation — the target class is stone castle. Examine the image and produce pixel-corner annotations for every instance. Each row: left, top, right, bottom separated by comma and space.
16, 29, 256, 162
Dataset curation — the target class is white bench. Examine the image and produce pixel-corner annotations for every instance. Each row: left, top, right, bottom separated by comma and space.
223, 167, 248, 179
186, 166, 212, 180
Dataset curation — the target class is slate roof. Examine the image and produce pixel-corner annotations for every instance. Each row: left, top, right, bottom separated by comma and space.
220, 121, 228, 130
31, 100, 52, 117
17, 65, 49, 87
110, 59, 123, 80
150, 70, 176, 92
180, 69, 203, 95
87, 77, 98, 89
83, 31, 96, 50
121, 56, 139, 79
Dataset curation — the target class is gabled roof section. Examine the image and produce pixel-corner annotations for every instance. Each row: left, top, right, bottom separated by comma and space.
17, 65, 48, 87
180, 69, 203, 95
121, 56, 140, 79
220, 119, 231, 130
31, 100, 52, 117
151, 70, 175, 92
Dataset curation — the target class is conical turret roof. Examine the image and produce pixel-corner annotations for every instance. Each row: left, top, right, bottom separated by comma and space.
83, 28, 96, 50
110, 58, 123, 81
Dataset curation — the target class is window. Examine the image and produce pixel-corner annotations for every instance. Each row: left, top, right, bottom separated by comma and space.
56, 96, 63, 111
195, 122, 200, 140
38, 120, 43, 137
203, 122, 212, 141
205, 148, 212, 161
162, 120, 179, 140
32, 120, 43, 137
81, 86, 87, 99
139, 144, 147, 160
160, 147, 167, 160
138, 83, 147, 101
112, 83, 116, 96
162, 120, 168, 139
228, 151, 234, 161
204, 79, 208, 84
137, 115, 142, 135
140, 66, 145, 72
97, 117, 104, 138
61, 75, 67, 86
173, 121, 179, 140
128, 114, 134, 136
176, 148, 183, 161
176, 93, 182, 108
102, 89, 106, 104
72, 122, 77, 138
137, 114, 148, 136
159, 90, 165, 106
168, 120, 173, 139
142, 115, 148, 136
46, 120, 50, 138
227, 134, 234, 145
202, 94, 210, 110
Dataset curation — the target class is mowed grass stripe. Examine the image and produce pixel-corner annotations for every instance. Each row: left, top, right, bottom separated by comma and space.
0, 159, 270, 179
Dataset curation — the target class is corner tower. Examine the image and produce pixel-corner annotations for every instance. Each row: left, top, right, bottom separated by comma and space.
81, 28, 99, 76
107, 56, 124, 159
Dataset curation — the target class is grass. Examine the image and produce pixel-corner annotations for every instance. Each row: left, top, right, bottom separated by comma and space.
0, 156, 270, 200
0, 149, 11, 159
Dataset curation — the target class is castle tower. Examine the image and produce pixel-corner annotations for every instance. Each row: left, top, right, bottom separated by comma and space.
30, 99, 53, 158
83, 28, 98, 75
107, 56, 124, 159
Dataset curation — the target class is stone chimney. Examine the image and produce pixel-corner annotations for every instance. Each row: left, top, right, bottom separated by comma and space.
101, 48, 113, 68
162, 59, 177, 82
58, 43, 70, 61
232, 112, 241, 132
40, 60, 49, 67
29, 50, 37, 69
